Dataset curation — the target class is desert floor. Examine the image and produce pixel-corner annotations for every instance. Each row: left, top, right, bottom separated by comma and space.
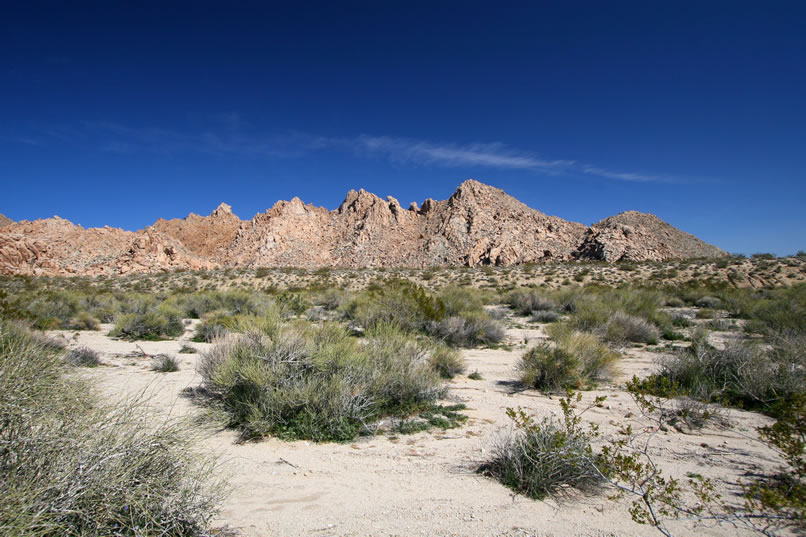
56, 316, 780, 537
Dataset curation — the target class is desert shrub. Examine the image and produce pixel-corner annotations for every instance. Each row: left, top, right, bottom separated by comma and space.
649, 333, 806, 415
0, 320, 222, 536
168, 289, 273, 319
740, 284, 806, 335
437, 286, 487, 316
481, 403, 603, 500
179, 344, 197, 353
344, 279, 446, 333
517, 324, 618, 391
604, 312, 660, 345
65, 311, 100, 331
695, 295, 722, 309
65, 345, 100, 367
198, 322, 445, 441
427, 312, 505, 347
665, 297, 685, 308
151, 353, 180, 372
565, 286, 669, 334
20, 290, 83, 329
744, 393, 806, 534
109, 305, 184, 340
429, 344, 466, 378
81, 293, 122, 323
531, 310, 560, 323
192, 311, 234, 342
506, 289, 558, 315
468, 369, 484, 380
670, 312, 694, 327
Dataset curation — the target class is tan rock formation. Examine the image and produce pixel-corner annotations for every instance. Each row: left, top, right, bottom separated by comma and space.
575, 211, 725, 262
0, 180, 726, 276
0, 214, 12, 228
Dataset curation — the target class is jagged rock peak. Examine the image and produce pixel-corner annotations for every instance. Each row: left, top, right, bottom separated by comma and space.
0, 179, 727, 275
0, 214, 13, 228
210, 202, 234, 217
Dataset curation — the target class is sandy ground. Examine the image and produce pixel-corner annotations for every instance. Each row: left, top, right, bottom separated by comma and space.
56, 320, 782, 537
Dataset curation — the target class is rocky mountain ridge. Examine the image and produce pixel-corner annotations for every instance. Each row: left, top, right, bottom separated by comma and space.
0, 180, 725, 276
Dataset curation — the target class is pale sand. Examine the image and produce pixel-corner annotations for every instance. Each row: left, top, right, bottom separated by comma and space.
55, 321, 781, 537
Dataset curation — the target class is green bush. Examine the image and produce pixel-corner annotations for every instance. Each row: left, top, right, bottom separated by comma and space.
198, 322, 445, 442
345, 279, 446, 333
517, 324, 618, 391
649, 332, 806, 415
109, 306, 184, 340
506, 289, 558, 315
0, 321, 222, 536
429, 344, 466, 378
481, 403, 603, 500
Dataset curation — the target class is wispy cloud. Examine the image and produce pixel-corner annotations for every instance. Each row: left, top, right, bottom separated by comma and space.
582, 166, 661, 183
318, 135, 676, 182
349, 135, 574, 172
3, 119, 682, 183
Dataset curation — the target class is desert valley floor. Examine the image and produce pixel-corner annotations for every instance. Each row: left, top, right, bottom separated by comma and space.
58, 315, 777, 537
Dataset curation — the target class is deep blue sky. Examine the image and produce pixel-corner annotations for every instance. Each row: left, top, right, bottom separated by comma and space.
2, 1, 804, 255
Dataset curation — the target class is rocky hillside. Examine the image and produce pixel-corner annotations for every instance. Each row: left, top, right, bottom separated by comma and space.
0, 180, 725, 276
575, 211, 726, 262
0, 214, 12, 228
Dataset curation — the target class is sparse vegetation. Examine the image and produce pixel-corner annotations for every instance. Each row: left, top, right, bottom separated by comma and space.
481, 396, 603, 499
198, 321, 446, 441
517, 324, 619, 391
151, 353, 180, 372
65, 345, 100, 367
0, 320, 223, 536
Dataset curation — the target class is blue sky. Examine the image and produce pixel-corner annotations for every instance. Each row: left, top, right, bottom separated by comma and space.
1, 1, 804, 255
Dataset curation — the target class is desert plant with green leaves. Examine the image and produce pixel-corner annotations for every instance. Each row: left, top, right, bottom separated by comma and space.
198, 321, 446, 441
517, 324, 619, 392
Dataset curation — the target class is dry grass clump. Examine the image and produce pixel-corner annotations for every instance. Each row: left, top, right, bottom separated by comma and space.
65, 345, 100, 367
517, 324, 619, 392
0, 320, 223, 536
198, 322, 446, 441
151, 353, 180, 372
604, 311, 660, 345
428, 344, 466, 379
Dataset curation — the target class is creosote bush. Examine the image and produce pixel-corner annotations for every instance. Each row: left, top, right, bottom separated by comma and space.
198, 321, 446, 442
517, 324, 618, 391
0, 320, 223, 536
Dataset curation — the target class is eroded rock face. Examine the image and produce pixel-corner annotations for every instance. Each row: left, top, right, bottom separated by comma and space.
0, 181, 725, 276
575, 211, 725, 262
0, 214, 12, 228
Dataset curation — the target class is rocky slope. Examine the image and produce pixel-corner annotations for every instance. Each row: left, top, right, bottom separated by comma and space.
574, 211, 726, 262
0, 180, 725, 276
